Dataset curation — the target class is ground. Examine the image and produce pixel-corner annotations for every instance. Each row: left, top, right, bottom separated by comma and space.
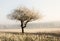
0, 32, 60, 41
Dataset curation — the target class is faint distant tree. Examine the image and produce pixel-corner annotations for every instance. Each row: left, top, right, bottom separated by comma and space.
7, 6, 41, 33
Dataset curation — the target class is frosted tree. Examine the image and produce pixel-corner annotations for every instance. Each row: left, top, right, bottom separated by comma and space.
8, 6, 40, 33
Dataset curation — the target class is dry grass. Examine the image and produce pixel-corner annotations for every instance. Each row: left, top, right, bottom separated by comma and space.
0, 32, 60, 41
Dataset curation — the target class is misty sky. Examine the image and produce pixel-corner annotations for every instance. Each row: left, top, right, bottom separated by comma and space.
0, 0, 60, 24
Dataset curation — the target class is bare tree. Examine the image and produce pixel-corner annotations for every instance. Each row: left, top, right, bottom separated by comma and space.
8, 6, 40, 33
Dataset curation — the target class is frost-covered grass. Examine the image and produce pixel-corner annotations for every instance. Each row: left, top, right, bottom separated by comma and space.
0, 32, 60, 41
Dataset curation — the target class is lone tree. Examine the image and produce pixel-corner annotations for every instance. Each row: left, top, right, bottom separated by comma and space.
8, 6, 40, 33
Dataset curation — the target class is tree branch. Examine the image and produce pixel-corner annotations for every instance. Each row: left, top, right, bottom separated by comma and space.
23, 19, 30, 28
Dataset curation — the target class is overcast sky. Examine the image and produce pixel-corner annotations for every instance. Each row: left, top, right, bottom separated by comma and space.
0, 0, 60, 24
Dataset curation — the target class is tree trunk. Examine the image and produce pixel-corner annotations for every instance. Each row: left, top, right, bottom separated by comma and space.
21, 21, 25, 33
21, 27, 24, 33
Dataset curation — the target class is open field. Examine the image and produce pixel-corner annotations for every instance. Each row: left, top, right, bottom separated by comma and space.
0, 32, 60, 41
0, 28, 60, 33
0, 28, 60, 41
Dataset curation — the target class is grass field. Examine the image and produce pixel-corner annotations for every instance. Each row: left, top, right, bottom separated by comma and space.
0, 32, 60, 41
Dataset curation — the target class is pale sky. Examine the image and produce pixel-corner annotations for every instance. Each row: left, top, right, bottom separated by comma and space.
0, 0, 60, 24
